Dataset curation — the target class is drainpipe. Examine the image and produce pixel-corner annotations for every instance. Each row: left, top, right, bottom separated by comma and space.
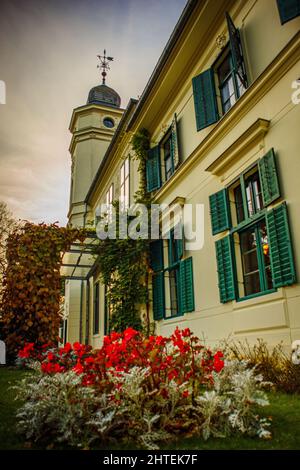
79, 280, 84, 343
85, 278, 90, 345
78, 203, 89, 343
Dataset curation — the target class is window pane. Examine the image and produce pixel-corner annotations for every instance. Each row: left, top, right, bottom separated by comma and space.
258, 220, 273, 290
169, 268, 179, 316
244, 272, 261, 296
220, 77, 236, 112
218, 54, 231, 82
164, 136, 171, 158
124, 158, 129, 177
234, 184, 245, 223
124, 178, 129, 209
245, 170, 264, 217
165, 155, 173, 180
243, 248, 259, 274
240, 227, 261, 296
169, 230, 179, 265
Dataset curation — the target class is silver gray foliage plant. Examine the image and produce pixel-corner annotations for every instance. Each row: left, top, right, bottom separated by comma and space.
13, 360, 272, 449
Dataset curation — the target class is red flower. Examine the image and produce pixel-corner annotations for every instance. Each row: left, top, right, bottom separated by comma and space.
41, 361, 64, 374
59, 342, 72, 355
213, 352, 224, 373
123, 327, 138, 342
168, 369, 179, 380
47, 351, 55, 362
18, 342, 35, 358
182, 328, 191, 338
72, 360, 84, 375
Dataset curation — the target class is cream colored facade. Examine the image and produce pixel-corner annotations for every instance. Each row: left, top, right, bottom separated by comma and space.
64, 0, 300, 349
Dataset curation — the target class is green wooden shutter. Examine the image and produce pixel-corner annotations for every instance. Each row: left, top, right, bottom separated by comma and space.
215, 236, 236, 303
258, 148, 280, 207
209, 188, 231, 235
174, 223, 184, 259
226, 12, 247, 89
192, 68, 219, 131
171, 113, 180, 169
179, 257, 195, 313
266, 203, 296, 287
152, 272, 165, 320
277, 0, 300, 24
146, 145, 161, 192
168, 225, 184, 264
150, 239, 164, 272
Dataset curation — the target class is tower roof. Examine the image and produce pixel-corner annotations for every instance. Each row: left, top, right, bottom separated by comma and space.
87, 83, 121, 108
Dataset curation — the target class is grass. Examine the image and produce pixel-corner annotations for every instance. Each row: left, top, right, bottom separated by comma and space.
0, 367, 300, 450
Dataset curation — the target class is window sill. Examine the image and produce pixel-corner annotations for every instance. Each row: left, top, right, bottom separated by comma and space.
234, 288, 283, 309
163, 312, 184, 321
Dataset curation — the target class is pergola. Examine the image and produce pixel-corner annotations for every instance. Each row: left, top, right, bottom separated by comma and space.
60, 231, 99, 281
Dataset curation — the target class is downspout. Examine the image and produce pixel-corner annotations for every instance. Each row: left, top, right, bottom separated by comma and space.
79, 280, 84, 343
85, 278, 90, 345
79, 203, 88, 344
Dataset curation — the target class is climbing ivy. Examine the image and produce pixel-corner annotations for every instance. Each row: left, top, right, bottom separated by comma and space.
94, 128, 153, 335
1, 222, 86, 360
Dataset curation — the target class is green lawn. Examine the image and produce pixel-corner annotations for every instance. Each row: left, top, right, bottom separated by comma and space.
1, 367, 300, 450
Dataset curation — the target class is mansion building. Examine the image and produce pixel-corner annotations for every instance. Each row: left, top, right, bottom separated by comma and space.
62, 0, 300, 349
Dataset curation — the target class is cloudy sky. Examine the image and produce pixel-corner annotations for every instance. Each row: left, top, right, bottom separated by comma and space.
0, 0, 186, 225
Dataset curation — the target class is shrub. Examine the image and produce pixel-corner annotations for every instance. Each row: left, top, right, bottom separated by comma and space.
228, 339, 300, 394
14, 328, 272, 449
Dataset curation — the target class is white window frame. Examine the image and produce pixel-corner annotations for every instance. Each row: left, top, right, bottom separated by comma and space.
120, 157, 130, 211
105, 183, 114, 222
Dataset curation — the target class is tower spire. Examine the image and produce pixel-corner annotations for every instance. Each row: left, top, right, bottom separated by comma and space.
97, 49, 114, 85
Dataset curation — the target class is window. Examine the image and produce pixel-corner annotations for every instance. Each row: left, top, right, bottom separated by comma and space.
93, 282, 100, 335
230, 165, 273, 299
150, 227, 195, 320
210, 149, 297, 303
244, 170, 263, 217
217, 49, 246, 114
230, 167, 264, 225
168, 268, 180, 317
103, 117, 115, 128
120, 157, 130, 210
165, 229, 181, 318
104, 285, 112, 335
239, 220, 272, 297
277, 0, 300, 24
192, 12, 248, 131
146, 114, 180, 192
105, 183, 114, 222
163, 133, 174, 181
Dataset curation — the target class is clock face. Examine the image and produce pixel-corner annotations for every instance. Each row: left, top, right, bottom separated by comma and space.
103, 117, 115, 128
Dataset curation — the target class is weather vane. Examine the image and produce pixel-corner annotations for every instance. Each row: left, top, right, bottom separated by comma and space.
97, 49, 114, 85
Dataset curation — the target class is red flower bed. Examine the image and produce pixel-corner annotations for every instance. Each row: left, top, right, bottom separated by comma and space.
18, 327, 224, 392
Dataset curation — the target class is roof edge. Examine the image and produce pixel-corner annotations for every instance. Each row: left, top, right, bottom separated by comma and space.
84, 98, 138, 204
